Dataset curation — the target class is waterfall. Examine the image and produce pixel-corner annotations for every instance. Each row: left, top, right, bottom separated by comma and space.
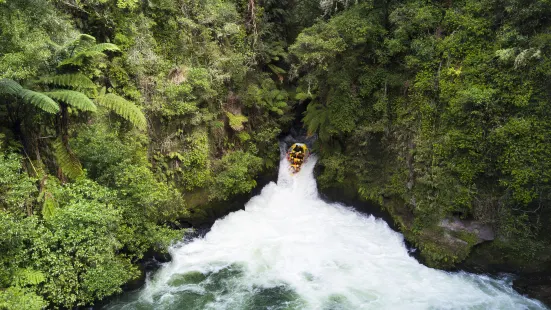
105, 151, 546, 310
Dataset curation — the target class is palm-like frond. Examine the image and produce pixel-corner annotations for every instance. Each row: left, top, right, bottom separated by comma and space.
59, 42, 121, 69
58, 50, 108, 68
1, 78, 61, 114
225, 111, 248, 131
303, 102, 331, 141
53, 139, 83, 179
303, 102, 325, 132
39, 73, 96, 91
96, 93, 147, 129
19, 89, 60, 114
57, 34, 121, 71
74, 34, 96, 46
89, 43, 121, 53
0, 78, 24, 96
13, 268, 45, 287
267, 64, 286, 75
45, 90, 97, 112
41, 191, 57, 220
66, 34, 96, 55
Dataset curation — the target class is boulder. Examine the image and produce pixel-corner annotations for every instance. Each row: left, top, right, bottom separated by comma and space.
439, 217, 494, 245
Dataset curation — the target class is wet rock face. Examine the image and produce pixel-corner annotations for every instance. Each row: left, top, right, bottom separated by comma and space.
513, 273, 551, 308
439, 217, 495, 245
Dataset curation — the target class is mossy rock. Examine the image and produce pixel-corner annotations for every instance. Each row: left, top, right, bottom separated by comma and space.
415, 226, 473, 269
382, 197, 414, 232
463, 239, 551, 274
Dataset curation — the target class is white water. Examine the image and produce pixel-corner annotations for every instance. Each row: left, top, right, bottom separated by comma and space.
106, 154, 547, 310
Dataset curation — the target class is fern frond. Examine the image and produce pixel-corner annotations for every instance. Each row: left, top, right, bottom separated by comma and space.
53, 139, 83, 179
13, 268, 45, 287
45, 90, 96, 112
0, 78, 24, 96
58, 51, 107, 68
267, 64, 286, 75
303, 102, 330, 140
295, 92, 310, 101
303, 102, 321, 132
88, 43, 121, 53
42, 192, 57, 220
19, 89, 60, 114
76, 34, 96, 44
39, 74, 96, 91
225, 111, 248, 131
69, 34, 96, 54
96, 93, 147, 129
1, 79, 62, 114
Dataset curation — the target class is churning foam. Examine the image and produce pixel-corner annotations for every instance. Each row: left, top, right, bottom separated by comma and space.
106, 155, 547, 310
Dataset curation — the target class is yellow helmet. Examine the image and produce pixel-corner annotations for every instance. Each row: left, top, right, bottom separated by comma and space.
291, 143, 307, 153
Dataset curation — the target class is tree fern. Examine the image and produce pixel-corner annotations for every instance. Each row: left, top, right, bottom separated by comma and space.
0, 78, 23, 96
58, 50, 107, 68
96, 93, 147, 129
267, 64, 286, 75
13, 268, 45, 287
73, 34, 96, 47
89, 43, 121, 53
42, 196, 56, 220
53, 139, 83, 179
19, 89, 60, 114
1, 78, 61, 114
59, 42, 121, 68
39, 189, 57, 220
39, 73, 96, 92
45, 90, 97, 112
303, 102, 331, 141
64, 34, 99, 57
225, 111, 248, 131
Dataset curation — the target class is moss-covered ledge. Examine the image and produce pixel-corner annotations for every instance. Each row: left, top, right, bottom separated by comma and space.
372, 196, 551, 307
180, 168, 278, 228
383, 198, 494, 269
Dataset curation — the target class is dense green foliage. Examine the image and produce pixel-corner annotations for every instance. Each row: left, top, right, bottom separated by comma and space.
291, 0, 551, 267
2, 0, 551, 307
0, 0, 310, 307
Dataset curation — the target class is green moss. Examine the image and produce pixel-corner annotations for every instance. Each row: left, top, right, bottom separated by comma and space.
381, 199, 475, 269
466, 238, 551, 274
382, 198, 415, 233
453, 231, 479, 247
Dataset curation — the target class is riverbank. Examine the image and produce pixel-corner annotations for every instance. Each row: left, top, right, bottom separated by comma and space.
317, 182, 551, 308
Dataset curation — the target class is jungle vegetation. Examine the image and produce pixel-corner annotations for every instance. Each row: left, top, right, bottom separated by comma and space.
1, 0, 551, 308
291, 0, 551, 268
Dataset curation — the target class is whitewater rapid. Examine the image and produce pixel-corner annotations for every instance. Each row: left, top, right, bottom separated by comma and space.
106, 154, 547, 310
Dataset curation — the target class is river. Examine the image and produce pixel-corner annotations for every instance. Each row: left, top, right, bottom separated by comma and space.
105, 153, 547, 310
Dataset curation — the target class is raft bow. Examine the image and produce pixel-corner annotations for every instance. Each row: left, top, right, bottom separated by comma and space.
287, 143, 309, 174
